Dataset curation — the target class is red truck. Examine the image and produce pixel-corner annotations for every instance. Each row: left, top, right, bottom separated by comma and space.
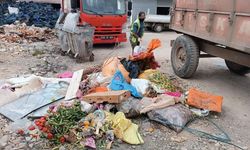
61, 0, 132, 44
170, 0, 250, 78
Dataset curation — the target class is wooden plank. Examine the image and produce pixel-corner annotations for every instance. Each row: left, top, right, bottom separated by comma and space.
65, 69, 84, 100
83, 90, 131, 104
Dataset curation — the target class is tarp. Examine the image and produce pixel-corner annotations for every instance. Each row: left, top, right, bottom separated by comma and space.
0, 82, 68, 121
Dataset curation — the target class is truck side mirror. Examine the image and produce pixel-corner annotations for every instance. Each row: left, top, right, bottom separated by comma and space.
128, 1, 132, 11
127, 11, 132, 17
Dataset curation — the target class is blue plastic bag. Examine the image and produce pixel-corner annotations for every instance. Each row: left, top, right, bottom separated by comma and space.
109, 71, 142, 98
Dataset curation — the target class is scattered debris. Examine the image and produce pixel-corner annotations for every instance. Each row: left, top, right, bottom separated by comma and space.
0, 23, 56, 43
0, 37, 238, 149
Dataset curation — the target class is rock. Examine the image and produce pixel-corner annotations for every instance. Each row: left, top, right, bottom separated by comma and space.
28, 143, 34, 148
117, 139, 123, 144
215, 142, 220, 147
4, 145, 12, 150
16, 142, 27, 149
25, 137, 32, 142
242, 146, 248, 150
0, 48, 6, 52
152, 137, 156, 141
59, 146, 66, 150
180, 147, 188, 150
131, 145, 136, 149
0, 135, 9, 147
208, 139, 216, 144
170, 136, 187, 143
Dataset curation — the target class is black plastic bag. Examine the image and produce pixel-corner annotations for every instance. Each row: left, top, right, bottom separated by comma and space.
147, 104, 193, 132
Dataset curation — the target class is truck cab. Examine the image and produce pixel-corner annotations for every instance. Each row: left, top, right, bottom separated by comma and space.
61, 0, 132, 44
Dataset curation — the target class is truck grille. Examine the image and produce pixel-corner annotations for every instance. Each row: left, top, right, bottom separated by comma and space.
94, 26, 122, 35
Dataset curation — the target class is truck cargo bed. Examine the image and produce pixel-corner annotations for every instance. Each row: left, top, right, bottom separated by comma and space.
170, 0, 250, 54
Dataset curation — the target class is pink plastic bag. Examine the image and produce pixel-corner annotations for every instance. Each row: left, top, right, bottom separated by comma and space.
57, 71, 73, 78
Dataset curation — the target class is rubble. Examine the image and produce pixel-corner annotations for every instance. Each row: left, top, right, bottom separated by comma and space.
0, 23, 56, 43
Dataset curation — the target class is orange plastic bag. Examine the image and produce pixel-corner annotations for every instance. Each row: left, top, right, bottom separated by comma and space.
102, 57, 131, 83
187, 88, 223, 112
129, 39, 161, 61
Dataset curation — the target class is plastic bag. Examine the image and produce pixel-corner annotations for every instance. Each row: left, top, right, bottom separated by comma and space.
133, 46, 146, 56
109, 71, 142, 98
129, 39, 161, 61
102, 57, 131, 83
187, 88, 223, 112
88, 72, 112, 88
130, 79, 150, 95
138, 69, 158, 79
147, 104, 193, 132
117, 97, 141, 118
139, 95, 177, 114
108, 112, 144, 145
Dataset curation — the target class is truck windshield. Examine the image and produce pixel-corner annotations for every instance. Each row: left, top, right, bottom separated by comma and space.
82, 0, 126, 15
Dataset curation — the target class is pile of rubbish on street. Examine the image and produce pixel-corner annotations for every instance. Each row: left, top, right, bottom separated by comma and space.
0, 1, 59, 28
0, 39, 226, 149
0, 22, 56, 43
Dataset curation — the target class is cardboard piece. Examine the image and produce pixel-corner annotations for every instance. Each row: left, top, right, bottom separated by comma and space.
65, 69, 84, 100
83, 90, 131, 104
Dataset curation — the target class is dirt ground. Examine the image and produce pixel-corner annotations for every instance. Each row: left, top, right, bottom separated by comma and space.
0, 31, 249, 150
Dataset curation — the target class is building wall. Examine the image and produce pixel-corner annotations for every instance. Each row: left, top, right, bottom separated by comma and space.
131, 0, 172, 22
157, 0, 172, 7
131, 0, 157, 22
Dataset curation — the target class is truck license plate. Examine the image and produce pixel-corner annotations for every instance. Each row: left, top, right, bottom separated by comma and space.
100, 36, 114, 40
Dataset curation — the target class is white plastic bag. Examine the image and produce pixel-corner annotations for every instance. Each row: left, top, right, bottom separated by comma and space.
88, 72, 112, 87
8, 6, 19, 15
133, 46, 145, 56
130, 79, 150, 95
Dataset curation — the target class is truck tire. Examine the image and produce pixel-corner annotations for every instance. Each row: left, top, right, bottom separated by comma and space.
171, 35, 199, 78
154, 24, 163, 32
225, 60, 250, 75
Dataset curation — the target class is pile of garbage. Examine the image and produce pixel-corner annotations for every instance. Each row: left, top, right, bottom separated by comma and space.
0, 39, 225, 149
0, 23, 56, 43
0, 1, 59, 28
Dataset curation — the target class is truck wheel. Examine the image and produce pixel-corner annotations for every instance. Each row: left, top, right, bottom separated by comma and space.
171, 35, 199, 78
225, 60, 249, 75
154, 24, 163, 32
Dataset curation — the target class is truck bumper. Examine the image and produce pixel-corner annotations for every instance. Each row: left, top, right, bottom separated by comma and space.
93, 33, 127, 44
